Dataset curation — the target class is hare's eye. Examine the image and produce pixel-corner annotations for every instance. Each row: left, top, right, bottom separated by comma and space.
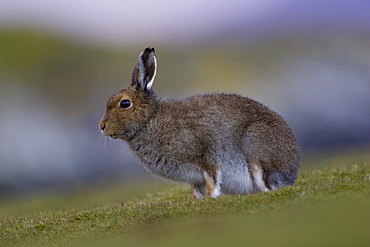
119, 99, 131, 109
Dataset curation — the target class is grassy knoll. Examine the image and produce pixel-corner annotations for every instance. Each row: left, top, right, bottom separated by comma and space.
1, 151, 369, 247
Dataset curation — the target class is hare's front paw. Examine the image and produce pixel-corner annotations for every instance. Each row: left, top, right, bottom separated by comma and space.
192, 170, 222, 199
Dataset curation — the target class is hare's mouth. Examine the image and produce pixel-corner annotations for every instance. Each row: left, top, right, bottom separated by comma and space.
109, 135, 119, 139
105, 133, 119, 139
101, 130, 119, 139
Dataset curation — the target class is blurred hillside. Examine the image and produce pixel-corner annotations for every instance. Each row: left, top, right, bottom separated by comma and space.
0, 30, 369, 196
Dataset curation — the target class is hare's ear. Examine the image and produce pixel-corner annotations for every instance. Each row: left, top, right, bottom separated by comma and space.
131, 47, 157, 93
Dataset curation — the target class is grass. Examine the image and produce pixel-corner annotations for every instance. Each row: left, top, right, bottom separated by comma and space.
0, 151, 369, 247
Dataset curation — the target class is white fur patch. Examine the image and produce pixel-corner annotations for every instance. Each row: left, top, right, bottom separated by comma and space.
146, 55, 157, 90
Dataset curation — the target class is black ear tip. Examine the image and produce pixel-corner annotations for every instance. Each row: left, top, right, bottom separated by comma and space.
144, 47, 155, 54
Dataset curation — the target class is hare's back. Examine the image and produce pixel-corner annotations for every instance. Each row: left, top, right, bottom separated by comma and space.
178, 93, 278, 123
156, 93, 286, 147
157, 93, 297, 154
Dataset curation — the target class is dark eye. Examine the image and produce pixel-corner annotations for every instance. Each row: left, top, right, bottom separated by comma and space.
119, 99, 131, 109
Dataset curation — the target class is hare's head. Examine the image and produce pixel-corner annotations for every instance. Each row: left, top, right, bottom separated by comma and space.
99, 47, 157, 140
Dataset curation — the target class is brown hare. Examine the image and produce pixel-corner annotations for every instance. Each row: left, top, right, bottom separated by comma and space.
99, 47, 300, 199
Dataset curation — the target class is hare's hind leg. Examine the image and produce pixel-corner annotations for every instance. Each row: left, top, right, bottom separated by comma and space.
250, 163, 271, 192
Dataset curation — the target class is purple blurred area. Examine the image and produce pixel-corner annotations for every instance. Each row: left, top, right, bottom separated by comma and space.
1, 0, 369, 45
0, 0, 369, 196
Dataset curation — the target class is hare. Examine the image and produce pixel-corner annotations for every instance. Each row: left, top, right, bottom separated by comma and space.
99, 47, 300, 199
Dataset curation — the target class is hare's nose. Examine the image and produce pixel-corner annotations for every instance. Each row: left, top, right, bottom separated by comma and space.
99, 122, 106, 131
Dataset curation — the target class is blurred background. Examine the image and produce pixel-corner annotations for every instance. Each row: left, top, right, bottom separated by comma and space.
0, 0, 369, 198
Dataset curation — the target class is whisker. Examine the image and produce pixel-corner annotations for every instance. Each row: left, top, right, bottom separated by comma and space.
105, 136, 110, 155
94, 126, 110, 156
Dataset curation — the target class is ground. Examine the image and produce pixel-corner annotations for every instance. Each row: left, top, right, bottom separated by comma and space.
0, 149, 369, 247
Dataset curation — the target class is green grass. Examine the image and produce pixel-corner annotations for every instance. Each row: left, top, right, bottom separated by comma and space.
1, 152, 369, 247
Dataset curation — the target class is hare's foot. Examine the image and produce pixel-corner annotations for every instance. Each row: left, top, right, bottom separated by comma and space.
204, 170, 222, 198
191, 169, 222, 199
192, 183, 206, 199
